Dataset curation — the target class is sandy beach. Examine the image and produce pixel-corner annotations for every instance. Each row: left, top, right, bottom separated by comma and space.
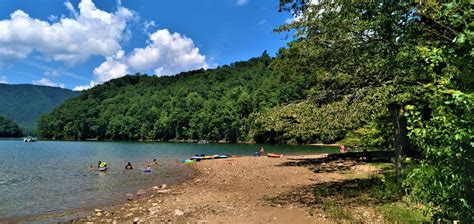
44, 154, 384, 223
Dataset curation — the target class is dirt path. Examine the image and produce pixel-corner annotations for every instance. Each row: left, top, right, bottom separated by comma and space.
72, 155, 383, 223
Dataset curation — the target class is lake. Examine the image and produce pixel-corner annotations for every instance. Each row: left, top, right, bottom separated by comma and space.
0, 140, 337, 220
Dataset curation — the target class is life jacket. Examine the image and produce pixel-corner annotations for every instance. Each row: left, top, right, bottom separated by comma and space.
99, 162, 107, 168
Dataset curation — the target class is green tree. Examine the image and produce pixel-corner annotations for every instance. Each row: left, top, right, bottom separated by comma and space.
277, 0, 473, 220
0, 116, 22, 137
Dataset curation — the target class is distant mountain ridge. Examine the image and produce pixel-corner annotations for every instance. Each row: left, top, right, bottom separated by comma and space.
0, 84, 80, 132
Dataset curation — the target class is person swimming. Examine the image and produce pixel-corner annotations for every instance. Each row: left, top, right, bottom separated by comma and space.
98, 161, 107, 171
98, 161, 107, 168
125, 162, 133, 169
143, 164, 152, 172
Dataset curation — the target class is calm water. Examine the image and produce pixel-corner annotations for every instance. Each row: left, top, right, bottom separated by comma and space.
0, 140, 337, 219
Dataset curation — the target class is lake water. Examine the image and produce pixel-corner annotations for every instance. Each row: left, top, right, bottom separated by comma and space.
0, 140, 337, 220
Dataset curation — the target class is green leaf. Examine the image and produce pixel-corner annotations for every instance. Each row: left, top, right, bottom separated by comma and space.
456, 33, 466, 44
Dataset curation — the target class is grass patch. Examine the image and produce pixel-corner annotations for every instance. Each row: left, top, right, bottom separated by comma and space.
342, 172, 373, 179
377, 203, 430, 223
370, 162, 394, 171
312, 174, 412, 222
321, 200, 354, 221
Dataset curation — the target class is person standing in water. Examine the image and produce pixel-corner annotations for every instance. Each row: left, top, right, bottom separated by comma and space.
153, 158, 158, 166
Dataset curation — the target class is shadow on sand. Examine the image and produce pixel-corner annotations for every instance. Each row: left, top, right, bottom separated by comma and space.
268, 151, 397, 207
280, 151, 395, 174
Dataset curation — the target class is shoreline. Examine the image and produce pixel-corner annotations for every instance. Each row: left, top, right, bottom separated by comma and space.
24, 153, 387, 223
25, 138, 340, 147
307, 143, 340, 147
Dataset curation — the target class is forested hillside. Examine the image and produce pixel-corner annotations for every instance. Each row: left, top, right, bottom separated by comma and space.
0, 84, 80, 132
38, 52, 320, 141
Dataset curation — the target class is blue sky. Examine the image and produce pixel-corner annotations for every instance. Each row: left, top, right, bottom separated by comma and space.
0, 0, 293, 90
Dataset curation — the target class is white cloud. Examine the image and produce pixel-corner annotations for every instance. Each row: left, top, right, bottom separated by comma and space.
143, 20, 156, 33
73, 80, 98, 91
64, 1, 79, 18
236, 0, 249, 6
0, 0, 135, 64
128, 29, 208, 76
0, 76, 7, 84
48, 15, 59, 22
93, 50, 129, 82
44, 70, 61, 78
257, 20, 266, 26
93, 29, 208, 82
32, 78, 65, 88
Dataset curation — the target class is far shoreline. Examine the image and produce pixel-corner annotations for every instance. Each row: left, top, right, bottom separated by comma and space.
25, 138, 341, 147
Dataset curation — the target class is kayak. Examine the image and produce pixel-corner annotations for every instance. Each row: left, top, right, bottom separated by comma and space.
267, 153, 283, 158
191, 155, 219, 160
203, 155, 218, 160
191, 156, 204, 160
181, 159, 197, 164
189, 154, 227, 161
98, 167, 107, 171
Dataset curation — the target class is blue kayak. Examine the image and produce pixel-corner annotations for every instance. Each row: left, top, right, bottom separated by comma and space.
190, 155, 228, 160
181, 159, 197, 164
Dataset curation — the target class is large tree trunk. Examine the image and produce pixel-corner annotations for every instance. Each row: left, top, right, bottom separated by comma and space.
389, 103, 409, 181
